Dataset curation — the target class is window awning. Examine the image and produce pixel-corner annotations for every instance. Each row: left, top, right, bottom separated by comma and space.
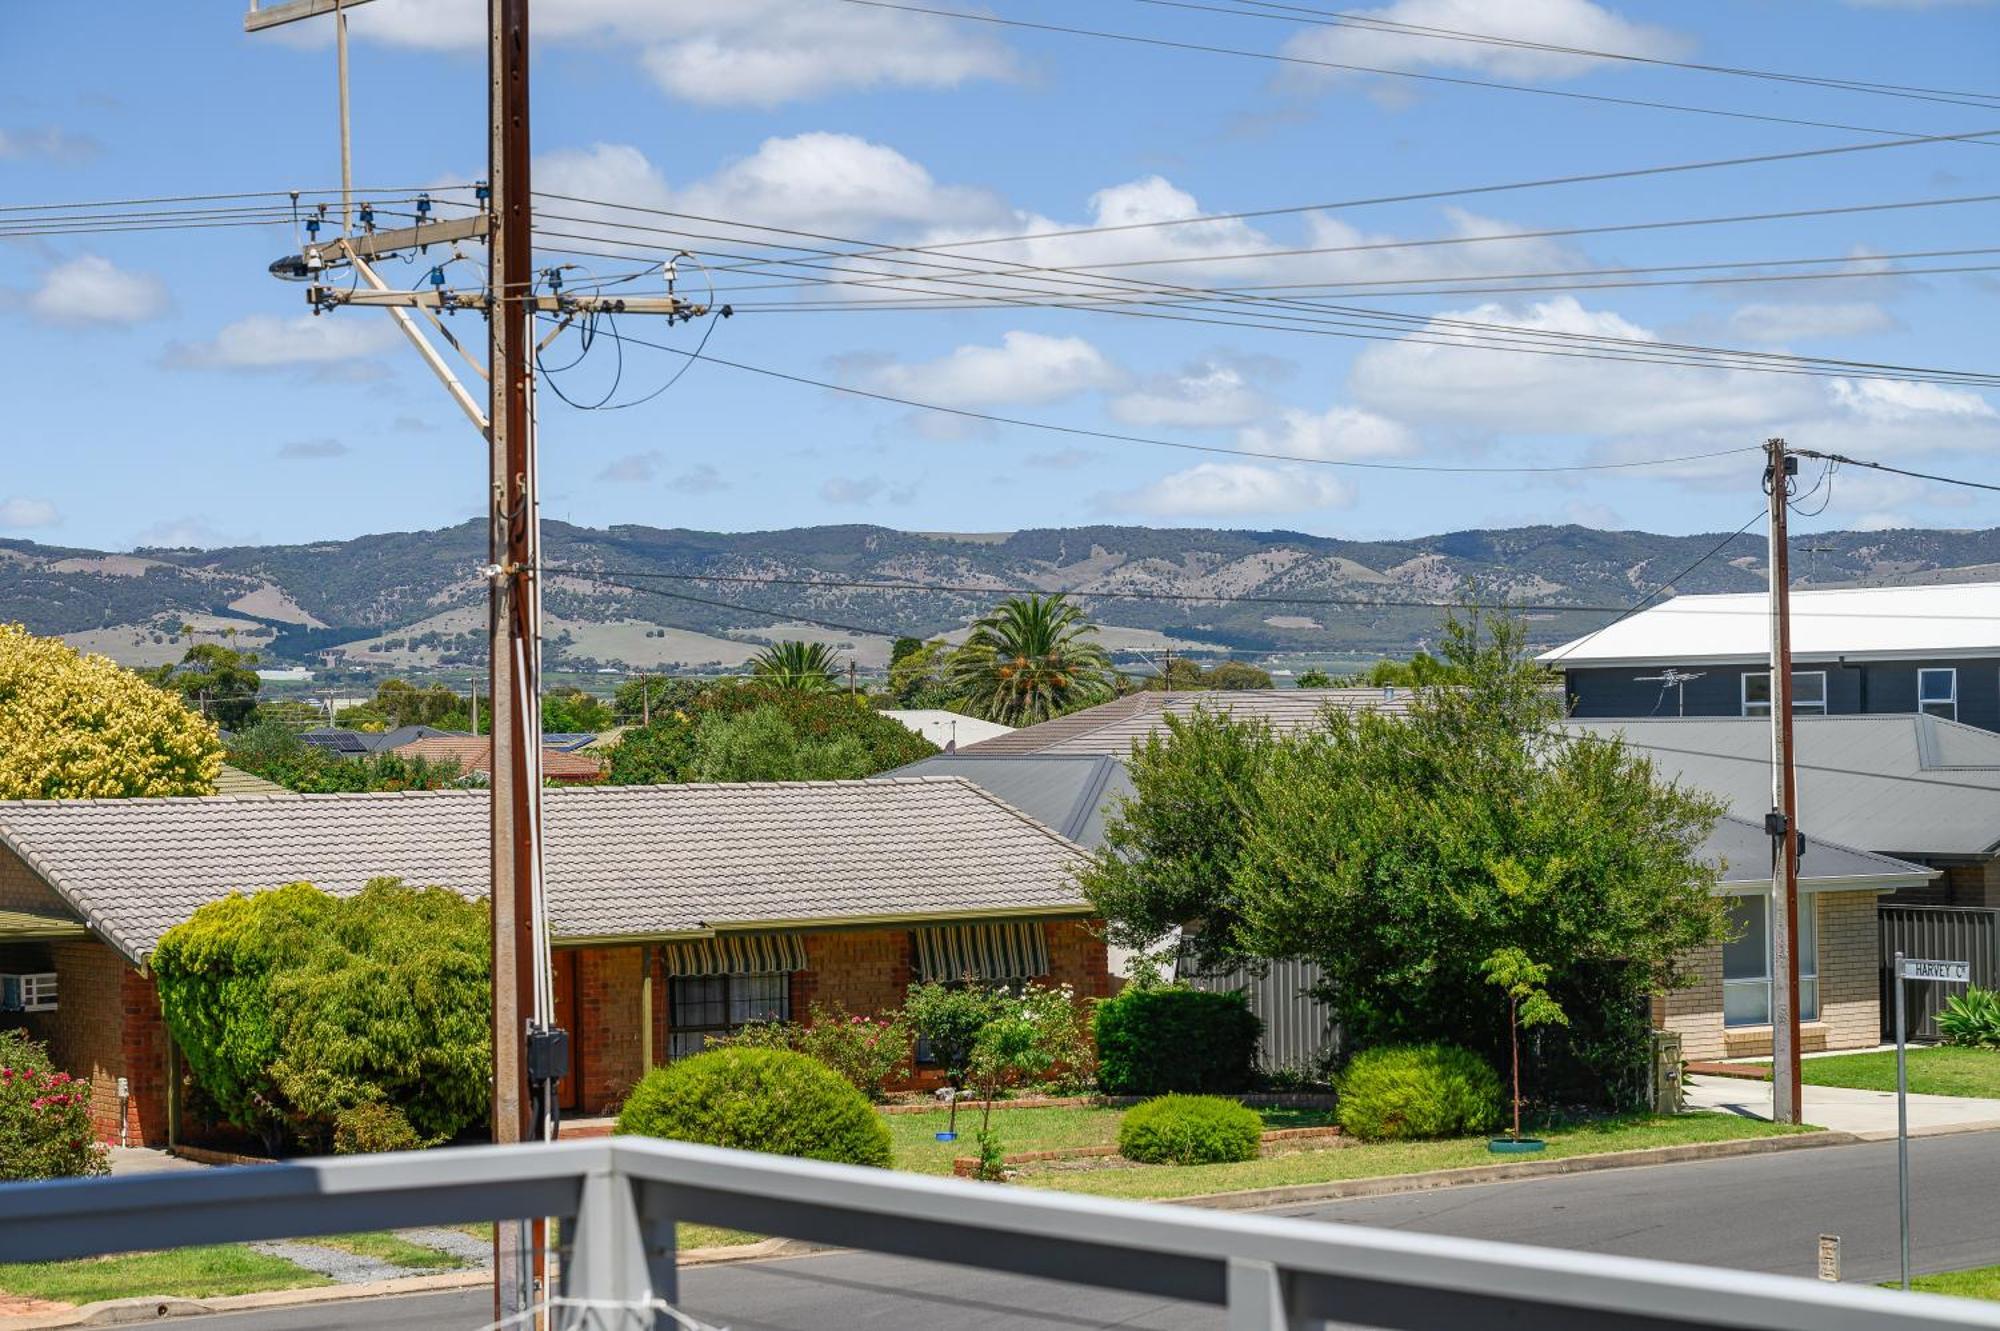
661, 933, 809, 977
913, 921, 1050, 984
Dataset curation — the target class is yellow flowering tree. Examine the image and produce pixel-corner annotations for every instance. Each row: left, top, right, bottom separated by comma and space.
0, 623, 221, 798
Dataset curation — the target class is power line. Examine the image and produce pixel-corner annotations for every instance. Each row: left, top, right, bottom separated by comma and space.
836, 0, 2000, 145
1543, 511, 1770, 664
540, 318, 1781, 473
0, 185, 476, 214
1793, 450, 2000, 497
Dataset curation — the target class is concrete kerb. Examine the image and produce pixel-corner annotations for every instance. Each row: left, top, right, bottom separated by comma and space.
0, 1238, 802, 1331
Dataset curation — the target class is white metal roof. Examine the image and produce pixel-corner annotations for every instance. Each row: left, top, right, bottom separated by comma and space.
1538, 581, 2000, 668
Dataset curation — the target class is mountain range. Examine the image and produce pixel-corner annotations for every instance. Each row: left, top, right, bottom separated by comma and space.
9, 521, 2000, 674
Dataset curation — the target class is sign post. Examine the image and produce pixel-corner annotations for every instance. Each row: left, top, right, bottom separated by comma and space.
1893, 951, 1972, 1290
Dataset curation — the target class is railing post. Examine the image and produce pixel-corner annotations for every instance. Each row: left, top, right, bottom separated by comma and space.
560, 1162, 677, 1323
1228, 1257, 1295, 1330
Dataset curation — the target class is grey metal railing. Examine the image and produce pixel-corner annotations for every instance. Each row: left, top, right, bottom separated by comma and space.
1882, 906, 1999, 1041
4, 1137, 1999, 1329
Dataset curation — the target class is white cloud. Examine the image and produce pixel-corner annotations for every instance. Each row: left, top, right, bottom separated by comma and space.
133, 517, 231, 550
861, 331, 1123, 408
334, 0, 1014, 107
1112, 362, 1267, 429
0, 498, 59, 530
597, 451, 663, 484
0, 126, 99, 162
165, 314, 397, 370
821, 475, 885, 505
1729, 302, 1898, 344
27, 255, 168, 327
1024, 448, 1097, 469
667, 464, 728, 495
1103, 462, 1354, 518
277, 438, 349, 459
1237, 405, 1418, 460
1280, 0, 1690, 85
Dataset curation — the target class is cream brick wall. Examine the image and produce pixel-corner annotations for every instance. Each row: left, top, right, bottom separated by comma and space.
1661, 890, 1883, 1061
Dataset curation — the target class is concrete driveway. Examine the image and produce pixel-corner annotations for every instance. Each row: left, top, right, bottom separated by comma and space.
1687, 1072, 2000, 1138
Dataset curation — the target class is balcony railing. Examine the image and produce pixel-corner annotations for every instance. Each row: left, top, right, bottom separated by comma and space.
3, 1137, 1999, 1329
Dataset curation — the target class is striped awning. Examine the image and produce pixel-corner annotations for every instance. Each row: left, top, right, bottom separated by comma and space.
913, 921, 1050, 984
661, 933, 809, 977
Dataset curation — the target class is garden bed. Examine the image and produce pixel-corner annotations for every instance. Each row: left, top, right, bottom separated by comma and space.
949, 1123, 1343, 1176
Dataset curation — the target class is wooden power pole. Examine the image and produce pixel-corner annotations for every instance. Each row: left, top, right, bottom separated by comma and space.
1765, 438, 1804, 1126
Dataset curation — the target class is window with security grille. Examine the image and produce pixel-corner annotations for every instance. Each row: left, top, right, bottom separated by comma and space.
668, 973, 789, 1060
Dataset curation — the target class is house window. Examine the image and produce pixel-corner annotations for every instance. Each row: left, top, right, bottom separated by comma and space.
0, 973, 57, 1013
1741, 671, 1827, 718
1919, 668, 1957, 722
1722, 894, 1818, 1027
667, 973, 788, 1060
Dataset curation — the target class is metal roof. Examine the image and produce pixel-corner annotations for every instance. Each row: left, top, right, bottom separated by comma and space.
878, 710, 1015, 751
1539, 581, 2000, 668
959, 688, 1416, 758
0, 778, 1090, 965
1564, 713, 2000, 860
879, 753, 1135, 849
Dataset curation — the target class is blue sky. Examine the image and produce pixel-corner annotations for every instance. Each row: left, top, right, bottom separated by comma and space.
2, 0, 1997, 552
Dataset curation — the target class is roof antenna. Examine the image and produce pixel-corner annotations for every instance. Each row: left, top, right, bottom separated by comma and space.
945, 717, 958, 754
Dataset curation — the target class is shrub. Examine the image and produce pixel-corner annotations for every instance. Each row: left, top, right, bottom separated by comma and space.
1937, 986, 2000, 1049
972, 1128, 1007, 1181
1094, 986, 1262, 1096
1117, 1094, 1263, 1165
797, 1007, 912, 1102
0, 1030, 107, 1181
1336, 1044, 1503, 1142
616, 1047, 892, 1168
152, 877, 490, 1154
332, 1102, 424, 1155
904, 981, 1012, 1090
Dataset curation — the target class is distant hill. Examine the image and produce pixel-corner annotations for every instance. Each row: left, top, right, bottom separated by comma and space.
9, 520, 2000, 672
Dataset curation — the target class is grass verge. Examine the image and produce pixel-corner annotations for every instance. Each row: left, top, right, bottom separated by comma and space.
1012, 1112, 1815, 1201
312, 1232, 466, 1270
0, 1246, 330, 1305
1903, 1265, 2000, 1300
885, 1104, 1333, 1175
1797, 1048, 2000, 1099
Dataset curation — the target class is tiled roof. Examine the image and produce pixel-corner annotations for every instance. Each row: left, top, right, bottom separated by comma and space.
395, 735, 607, 783
0, 778, 1090, 964
958, 688, 1416, 757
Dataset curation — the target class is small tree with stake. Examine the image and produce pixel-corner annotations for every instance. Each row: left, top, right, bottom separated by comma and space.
1482, 947, 1569, 1141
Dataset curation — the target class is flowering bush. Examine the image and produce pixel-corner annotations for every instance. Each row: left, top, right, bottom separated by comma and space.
0, 1029, 108, 1181
1016, 982, 1096, 1094
0, 622, 220, 799
796, 1007, 912, 1102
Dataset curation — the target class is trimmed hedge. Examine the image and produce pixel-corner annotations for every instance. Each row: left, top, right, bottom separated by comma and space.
1094, 986, 1262, 1096
616, 1047, 893, 1168
1336, 1044, 1503, 1141
1117, 1094, 1263, 1165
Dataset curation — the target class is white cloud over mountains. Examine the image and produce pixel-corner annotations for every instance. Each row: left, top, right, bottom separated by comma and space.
1103, 462, 1354, 518
326, 0, 1014, 107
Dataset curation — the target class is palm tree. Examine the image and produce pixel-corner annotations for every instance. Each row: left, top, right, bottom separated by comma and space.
751, 640, 842, 691
949, 594, 1115, 725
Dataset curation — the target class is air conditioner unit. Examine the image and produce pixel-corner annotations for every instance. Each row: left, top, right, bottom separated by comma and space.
0, 973, 58, 1013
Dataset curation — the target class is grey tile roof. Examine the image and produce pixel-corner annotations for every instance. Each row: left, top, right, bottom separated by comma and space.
1705, 814, 1932, 888
879, 754, 1136, 849
0, 778, 1089, 965
1564, 714, 2000, 860
959, 688, 1416, 758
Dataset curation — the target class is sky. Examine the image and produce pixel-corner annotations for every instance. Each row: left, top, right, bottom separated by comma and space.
2, 0, 1998, 553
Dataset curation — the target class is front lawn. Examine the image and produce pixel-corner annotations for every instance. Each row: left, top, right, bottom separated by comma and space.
1904, 1264, 2000, 1300
1015, 1112, 1816, 1202
0, 1246, 330, 1305
884, 1104, 1334, 1175
1798, 1048, 2000, 1099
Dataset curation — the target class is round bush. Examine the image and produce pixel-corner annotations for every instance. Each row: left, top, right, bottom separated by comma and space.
616, 1047, 892, 1167
1336, 1044, 1503, 1142
333, 1102, 423, 1155
1117, 1094, 1263, 1165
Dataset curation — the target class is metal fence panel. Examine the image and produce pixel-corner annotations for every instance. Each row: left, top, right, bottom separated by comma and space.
1182, 958, 1337, 1070
1880, 906, 1999, 1042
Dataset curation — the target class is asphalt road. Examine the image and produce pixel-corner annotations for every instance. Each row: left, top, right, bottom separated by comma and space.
179, 1132, 2000, 1330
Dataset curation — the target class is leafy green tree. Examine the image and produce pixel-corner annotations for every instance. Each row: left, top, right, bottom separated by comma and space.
1345, 650, 1465, 688
1082, 607, 1728, 1106
887, 638, 956, 708
903, 981, 1010, 1097
1292, 668, 1334, 688
339, 678, 472, 731
949, 594, 1115, 725
254, 699, 328, 732
1202, 661, 1273, 690
613, 675, 709, 724
604, 682, 934, 785
226, 718, 465, 793
149, 643, 263, 729
1483, 946, 1568, 1140
541, 686, 614, 733
152, 878, 490, 1154
890, 637, 927, 668
691, 705, 874, 782
752, 640, 843, 691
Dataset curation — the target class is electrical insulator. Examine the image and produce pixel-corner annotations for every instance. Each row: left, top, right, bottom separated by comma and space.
428, 266, 447, 289
474, 181, 491, 203
416, 192, 433, 218
304, 216, 321, 238
359, 202, 375, 231
547, 268, 563, 293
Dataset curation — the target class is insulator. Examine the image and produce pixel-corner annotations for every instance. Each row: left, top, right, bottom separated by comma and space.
428, 267, 447, 288
359, 203, 375, 231
474, 181, 491, 203
416, 192, 433, 217
304, 217, 321, 237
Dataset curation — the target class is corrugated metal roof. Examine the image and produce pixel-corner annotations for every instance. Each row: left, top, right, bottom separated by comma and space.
960, 688, 1416, 758
879, 710, 1015, 750
1539, 581, 2000, 667
879, 754, 1135, 848
1564, 714, 2000, 860
0, 778, 1090, 965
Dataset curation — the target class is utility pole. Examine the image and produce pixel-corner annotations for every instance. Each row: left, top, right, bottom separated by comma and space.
1764, 438, 1804, 1126
848, 658, 858, 699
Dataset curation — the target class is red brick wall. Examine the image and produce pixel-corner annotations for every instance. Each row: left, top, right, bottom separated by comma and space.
120, 966, 170, 1147
572, 945, 645, 1116
792, 929, 912, 1018
8, 940, 171, 1146
1044, 919, 1113, 1000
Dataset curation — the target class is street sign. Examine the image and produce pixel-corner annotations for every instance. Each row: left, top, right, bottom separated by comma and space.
1899, 958, 1971, 983
1890, 950, 1973, 1290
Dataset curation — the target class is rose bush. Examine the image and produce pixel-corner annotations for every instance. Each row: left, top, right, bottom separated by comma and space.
0, 1029, 108, 1181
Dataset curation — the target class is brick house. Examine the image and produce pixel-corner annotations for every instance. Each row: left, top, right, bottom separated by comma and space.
0, 778, 1110, 1147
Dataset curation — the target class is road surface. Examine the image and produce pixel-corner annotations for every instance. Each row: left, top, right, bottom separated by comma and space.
176, 1131, 2000, 1329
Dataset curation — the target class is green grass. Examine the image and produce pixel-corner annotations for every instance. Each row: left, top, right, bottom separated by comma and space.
1903, 1265, 2000, 1300
883, 1104, 1335, 1175
1795, 1048, 2000, 1098
0, 1246, 330, 1305
452, 1220, 761, 1252
312, 1232, 466, 1270
1013, 1112, 1815, 1201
